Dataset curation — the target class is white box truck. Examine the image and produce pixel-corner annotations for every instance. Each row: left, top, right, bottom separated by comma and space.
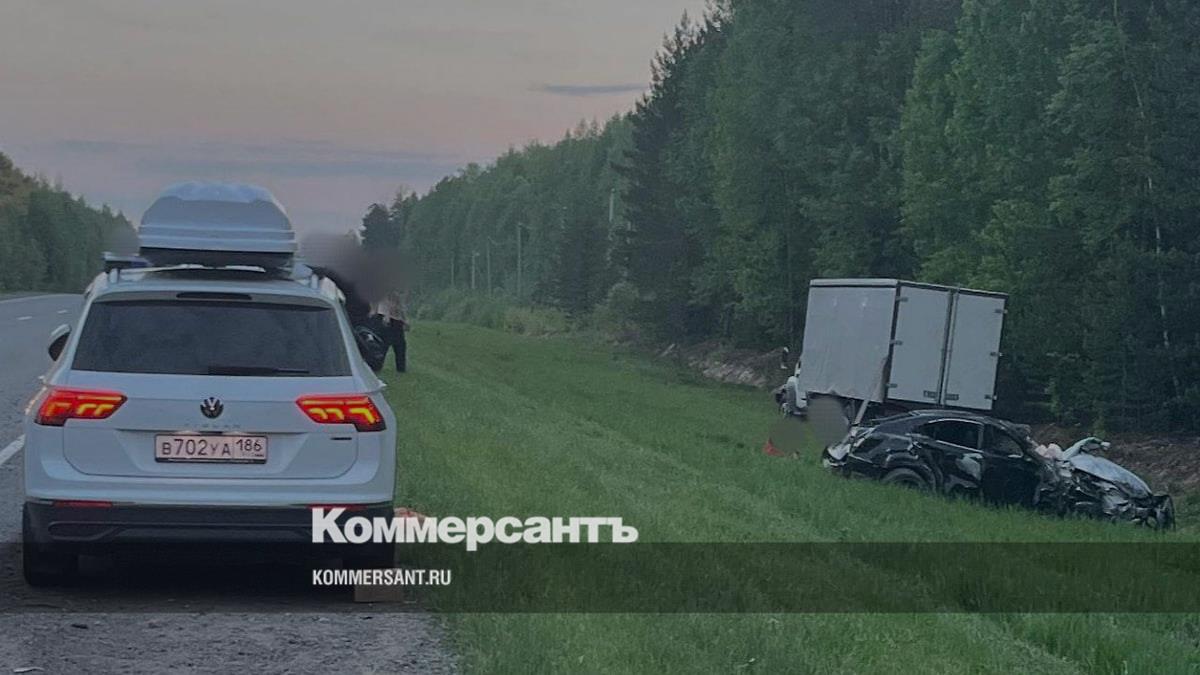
777, 279, 1007, 422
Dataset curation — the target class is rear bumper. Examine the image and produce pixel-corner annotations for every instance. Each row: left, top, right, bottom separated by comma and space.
23, 414, 398, 508
23, 500, 393, 547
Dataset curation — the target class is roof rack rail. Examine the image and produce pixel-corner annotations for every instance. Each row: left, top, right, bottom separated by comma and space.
103, 251, 151, 273
108, 262, 283, 285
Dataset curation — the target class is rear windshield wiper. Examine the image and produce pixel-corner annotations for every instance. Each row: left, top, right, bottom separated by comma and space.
206, 364, 310, 376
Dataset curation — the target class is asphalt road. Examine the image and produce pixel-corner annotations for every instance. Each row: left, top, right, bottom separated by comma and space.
0, 294, 455, 674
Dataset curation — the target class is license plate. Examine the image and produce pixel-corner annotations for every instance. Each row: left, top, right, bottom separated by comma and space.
155, 434, 268, 464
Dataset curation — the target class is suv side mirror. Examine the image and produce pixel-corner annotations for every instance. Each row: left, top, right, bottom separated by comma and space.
48, 324, 71, 361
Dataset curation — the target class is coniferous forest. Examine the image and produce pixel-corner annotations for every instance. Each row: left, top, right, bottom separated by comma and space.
0, 153, 134, 293
363, 0, 1199, 432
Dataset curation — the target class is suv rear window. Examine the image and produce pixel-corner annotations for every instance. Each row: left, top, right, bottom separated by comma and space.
73, 299, 350, 376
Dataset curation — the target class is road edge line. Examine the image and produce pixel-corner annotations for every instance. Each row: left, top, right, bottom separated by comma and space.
0, 294, 67, 306
0, 435, 24, 468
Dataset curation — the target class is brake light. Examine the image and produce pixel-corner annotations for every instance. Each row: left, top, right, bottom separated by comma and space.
296, 395, 386, 432
35, 387, 126, 426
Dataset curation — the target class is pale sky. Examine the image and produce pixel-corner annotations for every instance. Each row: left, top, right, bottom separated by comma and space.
0, 0, 706, 234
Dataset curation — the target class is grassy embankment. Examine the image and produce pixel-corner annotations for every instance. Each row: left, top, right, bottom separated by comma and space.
382, 321, 1200, 673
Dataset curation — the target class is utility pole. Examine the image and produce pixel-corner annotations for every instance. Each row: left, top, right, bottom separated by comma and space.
450, 256, 455, 289
486, 239, 493, 295
516, 226, 523, 301
609, 187, 616, 225
471, 251, 479, 291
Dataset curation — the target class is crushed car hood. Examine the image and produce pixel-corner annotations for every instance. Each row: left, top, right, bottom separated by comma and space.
1067, 453, 1152, 498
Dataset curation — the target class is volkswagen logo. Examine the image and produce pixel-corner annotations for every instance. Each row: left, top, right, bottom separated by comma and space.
200, 397, 224, 419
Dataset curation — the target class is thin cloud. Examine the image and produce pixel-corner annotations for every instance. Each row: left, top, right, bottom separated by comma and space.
135, 156, 463, 180
27, 137, 481, 230
54, 139, 152, 154
47, 138, 468, 181
533, 83, 647, 97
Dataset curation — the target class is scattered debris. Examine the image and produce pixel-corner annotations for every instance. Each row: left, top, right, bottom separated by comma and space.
394, 507, 429, 522
734, 656, 758, 669
822, 410, 1174, 529
763, 416, 806, 458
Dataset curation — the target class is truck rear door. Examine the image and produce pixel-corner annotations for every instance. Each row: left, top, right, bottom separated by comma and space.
941, 292, 1006, 410
888, 285, 952, 406
797, 281, 898, 403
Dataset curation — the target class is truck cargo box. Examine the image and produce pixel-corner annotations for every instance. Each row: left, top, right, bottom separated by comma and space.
795, 279, 1007, 411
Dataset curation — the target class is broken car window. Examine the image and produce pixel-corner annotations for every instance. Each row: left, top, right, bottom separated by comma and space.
983, 425, 1026, 457
923, 420, 982, 449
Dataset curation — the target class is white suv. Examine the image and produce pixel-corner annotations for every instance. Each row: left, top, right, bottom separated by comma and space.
21, 184, 397, 585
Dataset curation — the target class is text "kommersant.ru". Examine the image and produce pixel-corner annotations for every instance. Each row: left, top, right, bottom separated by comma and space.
311, 509, 640, 551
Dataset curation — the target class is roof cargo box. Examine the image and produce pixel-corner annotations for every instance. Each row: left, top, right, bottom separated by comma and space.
138, 182, 297, 270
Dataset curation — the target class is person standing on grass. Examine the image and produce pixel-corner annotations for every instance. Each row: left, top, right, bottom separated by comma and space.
376, 290, 410, 373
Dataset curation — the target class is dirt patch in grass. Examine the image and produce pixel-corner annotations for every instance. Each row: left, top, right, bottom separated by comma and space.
656, 340, 783, 389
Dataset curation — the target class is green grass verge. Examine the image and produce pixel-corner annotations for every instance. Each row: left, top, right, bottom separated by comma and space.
382, 322, 1200, 673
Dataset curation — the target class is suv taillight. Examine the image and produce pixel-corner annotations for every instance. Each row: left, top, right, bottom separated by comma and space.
35, 387, 126, 426
296, 395, 386, 432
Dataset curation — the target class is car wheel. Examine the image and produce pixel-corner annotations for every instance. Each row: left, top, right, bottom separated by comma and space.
780, 385, 796, 415
22, 506, 78, 587
881, 468, 930, 491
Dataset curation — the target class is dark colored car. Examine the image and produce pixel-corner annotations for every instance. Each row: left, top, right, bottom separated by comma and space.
353, 319, 388, 372
822, 410, 1174, 529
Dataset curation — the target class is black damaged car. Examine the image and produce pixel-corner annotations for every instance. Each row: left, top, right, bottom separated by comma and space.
822, 410, 1174, 529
